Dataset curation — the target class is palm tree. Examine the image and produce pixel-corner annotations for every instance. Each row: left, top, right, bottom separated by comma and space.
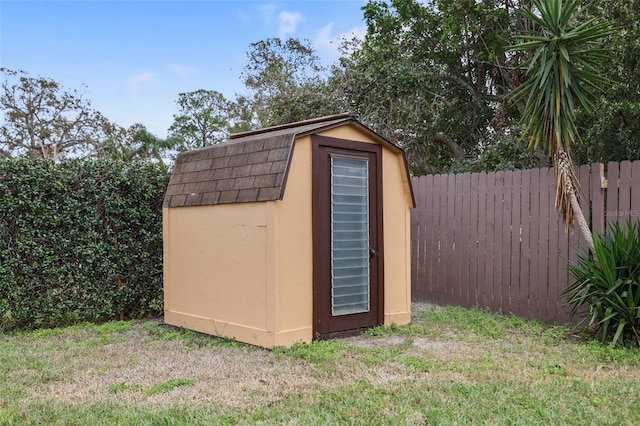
130, 127, 178, 171
510, 0, 614, 250
97, 124, 177, 171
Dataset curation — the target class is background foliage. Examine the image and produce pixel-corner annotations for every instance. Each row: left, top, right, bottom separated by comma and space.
3, 1, 639, 174
0, 159, 168, 331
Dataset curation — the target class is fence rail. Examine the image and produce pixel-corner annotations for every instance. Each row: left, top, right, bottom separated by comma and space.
410, 161, 640, 324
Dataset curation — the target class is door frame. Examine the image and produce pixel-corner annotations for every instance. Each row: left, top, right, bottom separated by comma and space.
311, 134, 384, 339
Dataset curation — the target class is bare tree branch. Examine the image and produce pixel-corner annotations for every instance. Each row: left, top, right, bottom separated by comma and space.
432, 133, 465, 159
1, 69, 106, 159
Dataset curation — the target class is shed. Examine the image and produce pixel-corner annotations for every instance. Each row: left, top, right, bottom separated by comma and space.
163, 113, 415, 348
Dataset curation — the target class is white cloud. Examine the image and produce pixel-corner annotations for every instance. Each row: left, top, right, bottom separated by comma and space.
127, 72, 153, 94
278, 11, 303, 38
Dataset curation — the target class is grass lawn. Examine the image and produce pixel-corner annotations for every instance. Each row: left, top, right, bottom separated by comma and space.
1, 303, 639, 425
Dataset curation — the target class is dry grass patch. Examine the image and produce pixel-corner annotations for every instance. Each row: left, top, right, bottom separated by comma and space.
25, 324, 317, 409
2, 303, 640, 425
14, 319, 417, 411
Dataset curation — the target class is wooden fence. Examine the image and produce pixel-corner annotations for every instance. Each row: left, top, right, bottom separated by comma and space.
410, 161, 640, 324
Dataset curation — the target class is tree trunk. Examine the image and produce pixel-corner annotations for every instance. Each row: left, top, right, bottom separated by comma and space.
555, 146, 595, 251
569, 188, 595, 250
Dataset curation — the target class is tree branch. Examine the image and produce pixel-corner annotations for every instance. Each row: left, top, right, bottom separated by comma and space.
440, 74, 485, 109
0, 146, 13, 158
432, 133, 465, 159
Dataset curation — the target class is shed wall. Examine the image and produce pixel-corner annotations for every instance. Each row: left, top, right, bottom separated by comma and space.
272, 135, 314, 345
379, 149, 412, 325
163, 202, 277, 347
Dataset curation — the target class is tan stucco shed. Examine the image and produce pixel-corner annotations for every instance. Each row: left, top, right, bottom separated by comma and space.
163, 113, 415, 348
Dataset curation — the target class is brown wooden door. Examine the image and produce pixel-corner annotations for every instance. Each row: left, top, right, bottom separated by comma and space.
312, 135, 383, 338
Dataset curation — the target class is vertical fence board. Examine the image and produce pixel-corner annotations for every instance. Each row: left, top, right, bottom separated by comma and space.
419, 175, 429, 301
483, 172, 496, 310
556, 200, 571, 325
420, 176, 438, 300
519, 169, 531, 318
606, 162, 620, 232
440, 173, 450, 304
632, 162, 640, 221
430, 175, 444, 303
566, 166, 580, 287
417, 176, 428, 301
578, 164, 592, 240
423, 175, 435, 300
453, 173, 464, 304
557, 236, 570, 325
469, 173, 480, 308
476, 173, 488, 308
424, 175, 434, 301
448, 175, 457, 304
509, 171, 522, 317
528, 169, 541, 319
566, 229, 579, 295
580, 165, 592, 229
591, 164, 605, 235
411, 177, 420, 300
490, 172, 500, 310
537, 169, 550, 321
501, 171, 513, 315
492, 172, 505, 312
547, 167, 561, 323
460, 173, 472, 307
436, 174, 448, 304
619, 161, 633, 226
444, 173, 457, 305
441, 173, 452, 305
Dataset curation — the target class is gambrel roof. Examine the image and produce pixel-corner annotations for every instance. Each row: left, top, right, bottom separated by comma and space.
163, 112, 413, 208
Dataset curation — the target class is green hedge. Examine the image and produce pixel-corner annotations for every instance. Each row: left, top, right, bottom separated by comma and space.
0, 159, 169, 331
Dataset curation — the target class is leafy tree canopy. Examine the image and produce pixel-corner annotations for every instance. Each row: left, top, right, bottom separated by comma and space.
574, 0, 640, 164
325, 0, 542, 174
1, 68, 109, 159
237, 38, 345, 128
168, 89, 231, 151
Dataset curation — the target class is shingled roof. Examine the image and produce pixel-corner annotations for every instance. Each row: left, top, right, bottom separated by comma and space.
163, 113, 407, 208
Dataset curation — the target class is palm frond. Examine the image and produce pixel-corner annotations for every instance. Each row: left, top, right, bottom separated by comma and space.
507, 0, 613, 233
509, 0, 613, 153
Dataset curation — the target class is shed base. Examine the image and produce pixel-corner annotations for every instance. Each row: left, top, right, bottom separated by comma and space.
384, 311, 411, 326
164, 310, 312, 349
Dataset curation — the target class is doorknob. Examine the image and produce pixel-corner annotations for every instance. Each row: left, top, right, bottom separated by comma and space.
369, 248, 377, 258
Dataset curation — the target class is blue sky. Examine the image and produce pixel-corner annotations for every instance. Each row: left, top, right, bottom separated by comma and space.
1, 0, 367, 137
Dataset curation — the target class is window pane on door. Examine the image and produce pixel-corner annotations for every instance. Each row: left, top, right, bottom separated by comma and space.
330, 156, 370, 316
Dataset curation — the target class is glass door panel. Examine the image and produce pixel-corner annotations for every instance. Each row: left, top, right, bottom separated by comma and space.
330, 156, 370, 316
